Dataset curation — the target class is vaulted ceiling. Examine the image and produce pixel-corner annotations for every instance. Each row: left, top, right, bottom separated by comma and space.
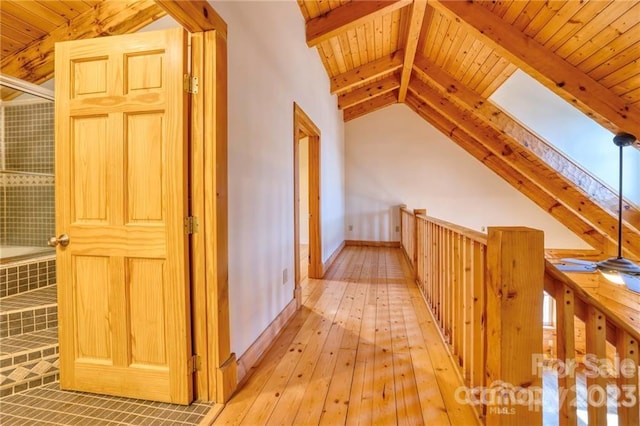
1, 0, 639, 257
297, 0, 640, 258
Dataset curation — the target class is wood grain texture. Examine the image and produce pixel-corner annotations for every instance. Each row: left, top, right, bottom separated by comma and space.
409, 77, 640, 258
1, 0, 166, 86
154, 0, 227, 36
55, 28, 192, 404
306, 0, 411, 47
429, 0, 640, 149
405, 92, 608, 253
397, 0, 427, 102
330, 50, 404, 94
213, 246, 479, 425
413, 55, 640, 234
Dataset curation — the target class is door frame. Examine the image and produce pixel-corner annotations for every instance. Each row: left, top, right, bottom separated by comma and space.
293, 103, 322, 307
156, 1, 234, 404
189, 29, 236, 403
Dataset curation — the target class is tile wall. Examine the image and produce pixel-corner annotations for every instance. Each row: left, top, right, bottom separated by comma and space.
0, 101, 55, 248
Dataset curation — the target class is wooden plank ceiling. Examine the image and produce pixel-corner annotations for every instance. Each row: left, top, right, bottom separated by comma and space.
299, 0, 640, 257
1, 1, 639, 256
298, 0, 640, 136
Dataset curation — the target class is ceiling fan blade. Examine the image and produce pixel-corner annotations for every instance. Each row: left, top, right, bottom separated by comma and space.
554, 263, 597, 273
560, 258, 599, 267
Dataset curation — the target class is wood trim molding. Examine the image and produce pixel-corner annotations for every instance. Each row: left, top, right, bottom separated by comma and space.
236, 299, 298, 385
345, 240, 401, 248
306, 0, 411, 47
196, 28, 234, 403
293, 103, 323, 310
322, 241, 346, 275
155, 0, 227, 37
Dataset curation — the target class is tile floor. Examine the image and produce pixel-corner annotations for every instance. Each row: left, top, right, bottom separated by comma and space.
0, 383, 213, 425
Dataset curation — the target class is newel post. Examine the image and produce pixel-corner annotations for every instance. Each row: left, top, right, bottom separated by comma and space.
486, 227, 544, 425
413, 209, 426, 278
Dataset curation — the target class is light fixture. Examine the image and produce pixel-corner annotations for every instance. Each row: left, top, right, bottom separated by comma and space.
596, 132, 640, 291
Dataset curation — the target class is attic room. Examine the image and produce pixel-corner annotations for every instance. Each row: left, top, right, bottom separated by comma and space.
0, 0, 639, 425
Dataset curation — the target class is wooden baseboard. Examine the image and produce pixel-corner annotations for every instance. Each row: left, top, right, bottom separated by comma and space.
322, 240, 345, 275
216, 353, 237, 403
236, 298, 297, 385
345, 240, 400, 248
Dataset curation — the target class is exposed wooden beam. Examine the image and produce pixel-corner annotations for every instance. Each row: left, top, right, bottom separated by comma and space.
409, 79, 640, 258
306, 0, 411, 47
413, 56, 640, 232
154, 0, 227, 38
343, 90, 398, 122
429, 0, 640, 150
397, 0, 427, 102
405, 92, 608, 253
0, 0, 166, 85
338, 74, 400, 110
331, 49, 404, 94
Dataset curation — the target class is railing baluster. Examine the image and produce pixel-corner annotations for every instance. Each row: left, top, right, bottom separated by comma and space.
585, 306, 608, 426
555, 282, 578, 426
453, 233, 462, 362
472, 243, 486, 408
616, 329, 639, 426
463, 237, 473, 382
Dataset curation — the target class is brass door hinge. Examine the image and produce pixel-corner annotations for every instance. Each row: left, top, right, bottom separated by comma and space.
189, 355, 201, 373
183, 74, 199, 94
184, 216, 199, 234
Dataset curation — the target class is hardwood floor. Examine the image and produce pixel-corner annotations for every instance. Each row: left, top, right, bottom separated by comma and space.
213, 246, 478, 425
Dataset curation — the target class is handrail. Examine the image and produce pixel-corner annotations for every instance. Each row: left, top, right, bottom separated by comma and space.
544, 260, 640, 344
399, 204, 640, 425
416, 214, 487, 245
401, 206, 546, 423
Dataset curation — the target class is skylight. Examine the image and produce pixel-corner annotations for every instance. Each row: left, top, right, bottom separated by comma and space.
490, 70, 640, 206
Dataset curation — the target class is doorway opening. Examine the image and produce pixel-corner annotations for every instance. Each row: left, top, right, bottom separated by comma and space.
293, 103, 322, 307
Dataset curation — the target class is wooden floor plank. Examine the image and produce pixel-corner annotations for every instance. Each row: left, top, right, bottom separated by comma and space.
213, 246, 479, 426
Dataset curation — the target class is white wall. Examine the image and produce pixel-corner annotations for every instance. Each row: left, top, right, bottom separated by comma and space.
299, 137, 309, 244
345, 104, 592, 249
211, 1, 345, 358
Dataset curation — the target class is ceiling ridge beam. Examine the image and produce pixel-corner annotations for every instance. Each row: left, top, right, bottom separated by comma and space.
338, 74, 401, 110
343, 90, 398, 121
331, 49, 404, 95
408, 79, 640, 258
397, 0, 427, 102
429, 0, 640, 150
154, 0, 227, 37
405, 92, 608, 253
0, 0, 166, 86
413, 56, 640, 232
306, 0, 412, 47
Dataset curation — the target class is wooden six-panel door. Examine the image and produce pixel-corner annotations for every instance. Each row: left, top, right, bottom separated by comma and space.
54, 28, 193, 404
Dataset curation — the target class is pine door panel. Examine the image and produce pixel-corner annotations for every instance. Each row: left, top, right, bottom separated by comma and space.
55, 28, 192, 404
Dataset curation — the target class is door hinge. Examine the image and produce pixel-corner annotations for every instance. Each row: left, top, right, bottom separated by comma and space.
183, 74, 199, 94
184, 216, 199, 234
189, 355, 201, 373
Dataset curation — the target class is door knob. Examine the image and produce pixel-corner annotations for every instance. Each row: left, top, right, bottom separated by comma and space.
48, 234, 70, 247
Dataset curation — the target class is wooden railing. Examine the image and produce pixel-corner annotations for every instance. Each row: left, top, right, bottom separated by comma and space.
399, 205, 640, 425
544, 264, 640, 425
